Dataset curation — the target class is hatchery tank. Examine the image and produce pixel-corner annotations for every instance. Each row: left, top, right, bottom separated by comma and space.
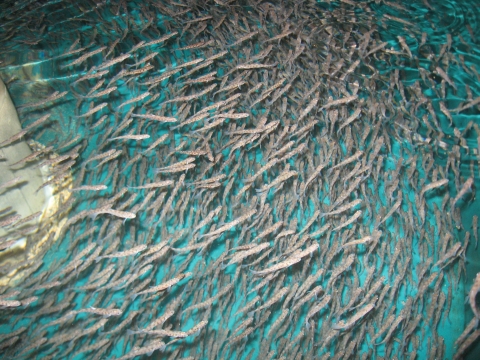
1, 0, 480, 359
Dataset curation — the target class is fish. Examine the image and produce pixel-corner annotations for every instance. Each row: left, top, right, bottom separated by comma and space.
134, 272, 192, 297
452, 177, 474, 207
128, 180, 174, 190
19, 91, 68, 110
107, 134, 150, 142
331, 302, 375, 331
96, 245, 147, 262
76, 102, 108, 119
322, 199, 362, 217
199, 209, 257, 239
70, 185, 107, 192
305, 294, 332, 329
435, 66, 457, 90
94, 53, 131, 70
162, 84, 217, 104
320, 95, 358, 110
76, 307, 123, 317
0, 176, 25, 190
115, 342, 166, 360
222, 242, 270, 269
251, 255, 302, 276
116, 91, 151, 110
91, 207, 136, 220
227, 31, 259, 47
132, 113, 177, 122
420, 179, 449, 197
397, 36, 412, 58
144, 310, 175, 331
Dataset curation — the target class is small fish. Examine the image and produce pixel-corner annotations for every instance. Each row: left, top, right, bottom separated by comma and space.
96, 244, 147, 262
453, 177, 474, 207
251, 255, 302, 276
222, 242, 270, 269
144, 310, 175, 331
322, 199, 362, 217
77, 307, 123, 317
70, 185, 107, 192
305, 294, 331, 328
227, 31, 259, 47
0, 176, 25, 190
95, 53, 131, 70
397, 36, 412, 58
420, 179, 449, 197
435, 66, 457, 90
107, 134, 150, 142
61, 46, 106, 68
439, 101, 453, 126
19, 91, 68, 110
320, 95, 358, 110
134, 272, 191, 297
236, 62, 277, 70
332, 302, 375, 331
116, 91, 151, 110
128, 180, 174, 190
76, 102, 108, 119
199, 209, 256, 239
92, 207, 136, 220
0, 300, 21, 307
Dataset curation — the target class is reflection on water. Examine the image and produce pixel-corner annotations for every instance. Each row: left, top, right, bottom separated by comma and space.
0, 0, 480, 359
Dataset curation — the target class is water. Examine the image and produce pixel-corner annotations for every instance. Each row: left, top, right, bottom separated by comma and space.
0, 0, 479, 359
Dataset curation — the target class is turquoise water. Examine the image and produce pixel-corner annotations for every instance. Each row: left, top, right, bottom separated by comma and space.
0, 0, 479, 359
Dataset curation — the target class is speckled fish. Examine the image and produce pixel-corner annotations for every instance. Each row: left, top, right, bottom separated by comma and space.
199, 209, 257, 239
222, 242, 270, 269
435, 66, 457, 90
116, 91, 151, 110
0, 176, 24, 190
19, 91, 68, 110
132, 114, 177, 123
332, 302, 375, 331
134, 272, 192, 297
420, 179, 449, 197
70, 185, 107, 192
320, 95, 358, 110
92, 207, 136, 220
115, 342, 166, 360
305, 294, 331, 329
163, 84, 216, 104
251, 286, 289, 314
107, 134, 150, 142
469, 273, 480, 320
75, 307, 122, 317
322, 199, 362, 217
96, 244, 147, 262
128, 180, 174, 190
453, 177, 474, 207
251, 255, 302, 276
76, 102, 108, 119
95, 53, 131, 70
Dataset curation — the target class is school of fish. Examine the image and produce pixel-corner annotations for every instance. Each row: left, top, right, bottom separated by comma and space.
0, 0, 479, 359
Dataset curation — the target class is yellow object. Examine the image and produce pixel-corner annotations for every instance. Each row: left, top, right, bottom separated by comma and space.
0, 78, 71, 286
